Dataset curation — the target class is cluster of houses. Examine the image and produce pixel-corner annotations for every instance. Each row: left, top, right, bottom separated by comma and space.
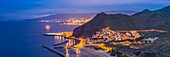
92, 27, 158, 44
92, 27, 141, 41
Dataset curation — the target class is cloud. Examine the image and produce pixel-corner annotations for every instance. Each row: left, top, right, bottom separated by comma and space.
48, 0, 170, 6
0, 0, 170, 20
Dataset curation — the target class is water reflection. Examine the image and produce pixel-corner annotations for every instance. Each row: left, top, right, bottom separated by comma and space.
65, 46, 69, 57
54, 36, 65, 44
53, 36, 79, 57
45, 24, 81, 57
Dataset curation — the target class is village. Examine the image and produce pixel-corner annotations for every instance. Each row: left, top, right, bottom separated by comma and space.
44, 26, 168, 57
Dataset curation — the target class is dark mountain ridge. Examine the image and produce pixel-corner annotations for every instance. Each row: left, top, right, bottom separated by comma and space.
73, 6, 170, 37
23, 11, 136, 21
24, 13, 96, 21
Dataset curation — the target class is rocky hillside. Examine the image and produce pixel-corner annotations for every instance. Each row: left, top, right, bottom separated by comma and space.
73, 6, 170, 37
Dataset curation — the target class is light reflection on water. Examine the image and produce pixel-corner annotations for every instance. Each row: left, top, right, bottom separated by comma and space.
53, 36, 80, 57
54, 36, 65, 44
44, 22, 81, 57
0, 22, 79, 57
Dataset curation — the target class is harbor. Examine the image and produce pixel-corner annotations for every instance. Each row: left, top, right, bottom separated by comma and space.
43, 25, 168, 57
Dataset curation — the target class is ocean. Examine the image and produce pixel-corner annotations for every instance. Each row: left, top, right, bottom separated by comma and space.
0, 21, 78, 57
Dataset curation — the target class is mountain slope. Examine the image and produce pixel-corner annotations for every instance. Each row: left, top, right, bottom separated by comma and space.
73, 6, 170, 37
73, 12, 137, 37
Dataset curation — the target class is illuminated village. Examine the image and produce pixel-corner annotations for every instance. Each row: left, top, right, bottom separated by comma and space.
44, 25, 168, 57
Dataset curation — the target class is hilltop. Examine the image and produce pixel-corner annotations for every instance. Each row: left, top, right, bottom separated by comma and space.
73, 6, 170, 37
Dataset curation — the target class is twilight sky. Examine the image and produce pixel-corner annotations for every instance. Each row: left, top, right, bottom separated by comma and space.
0, 0, 170, 20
